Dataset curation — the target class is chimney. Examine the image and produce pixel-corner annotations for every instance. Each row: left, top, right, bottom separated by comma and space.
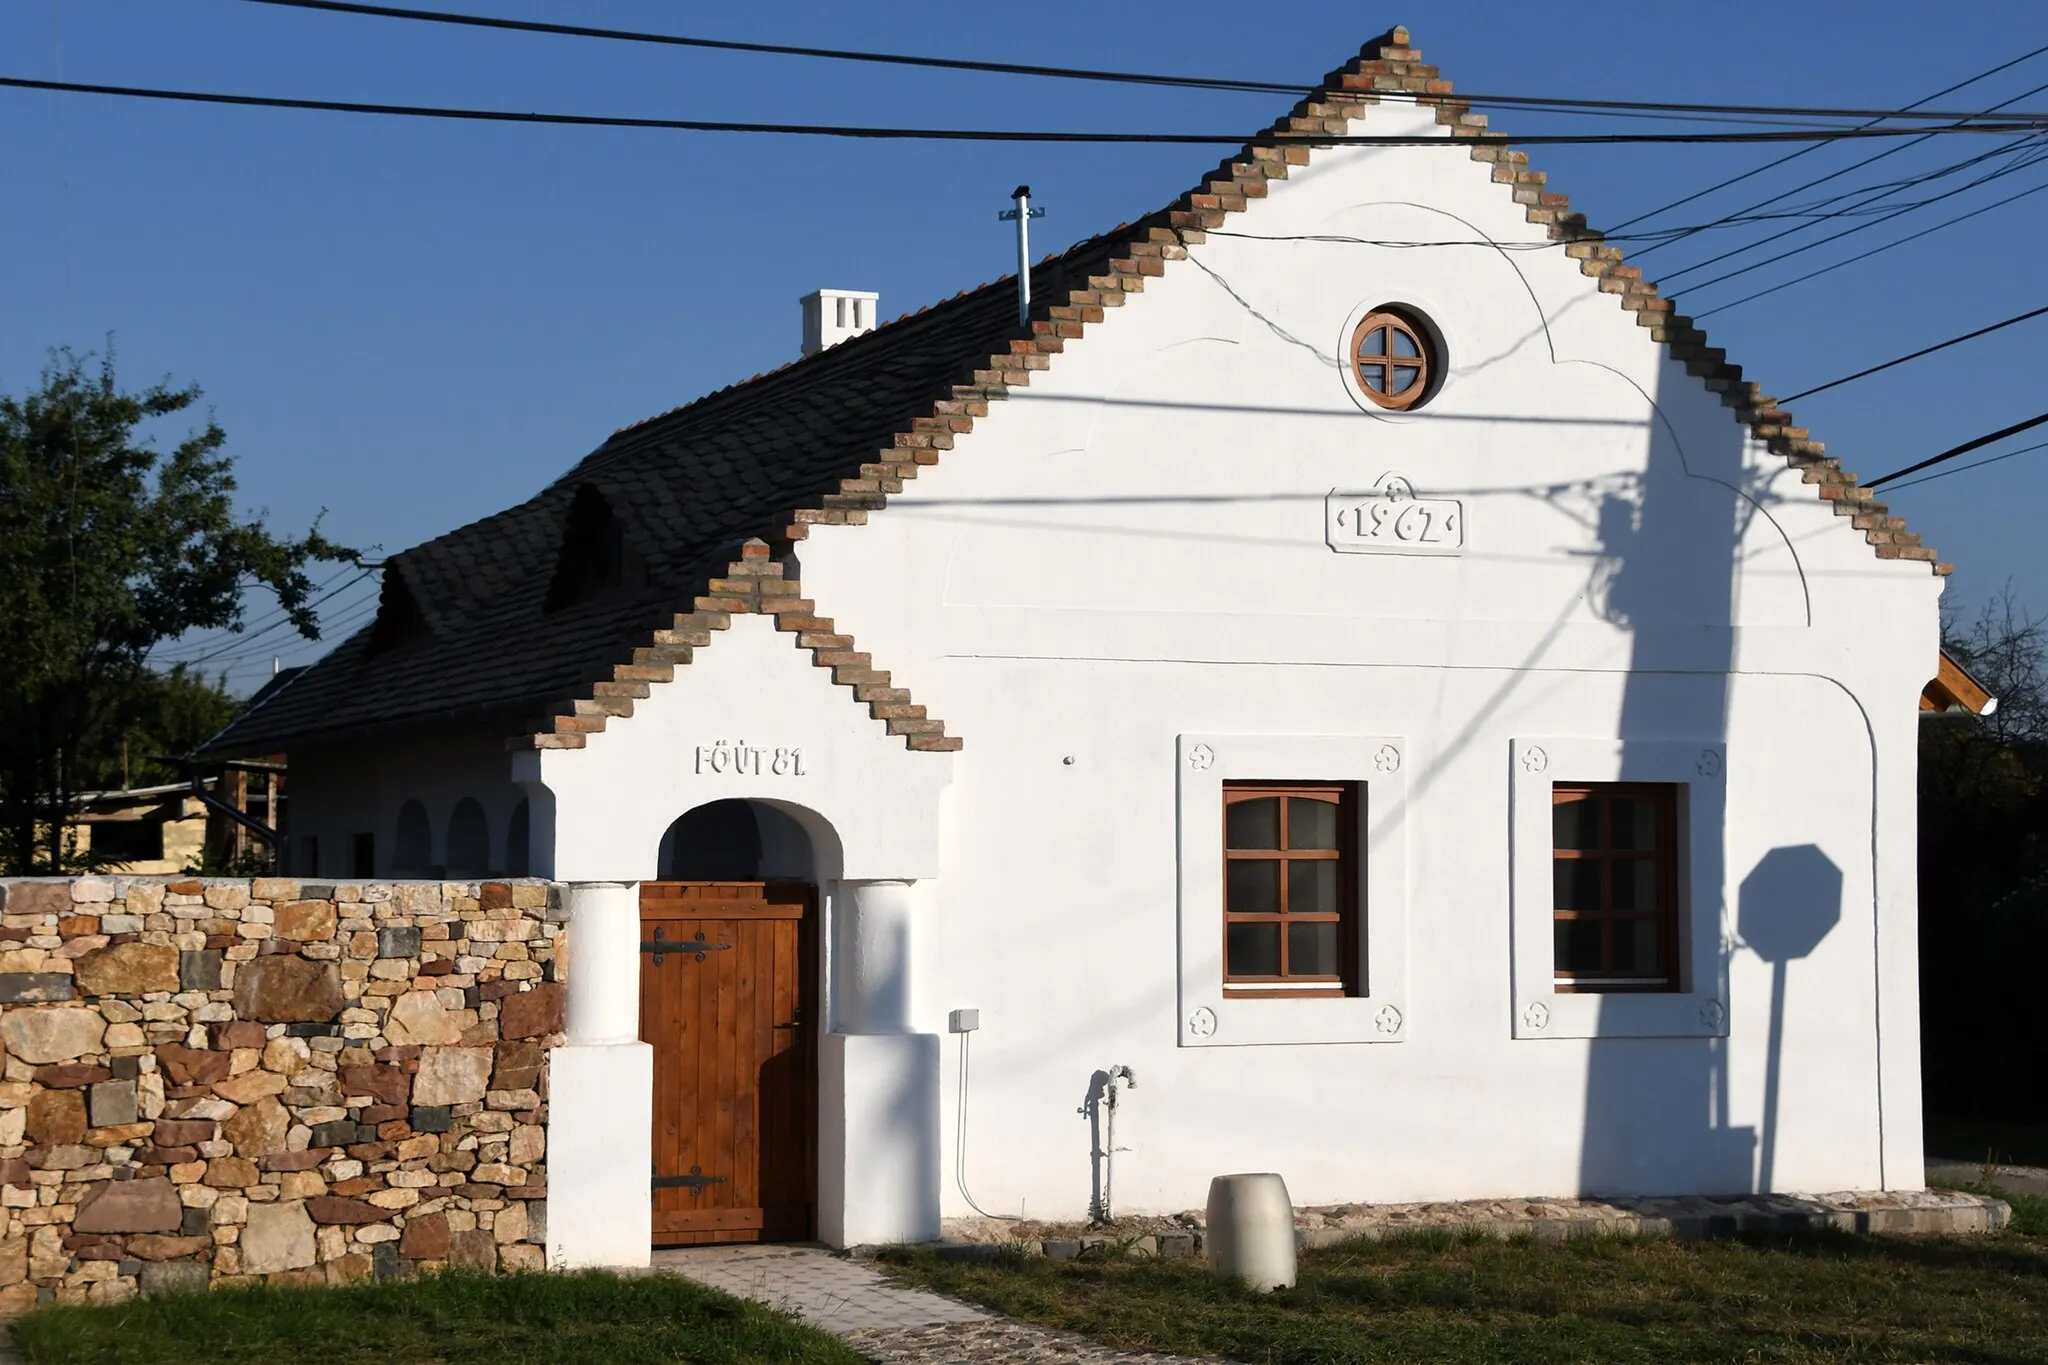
800, 288, 881, 357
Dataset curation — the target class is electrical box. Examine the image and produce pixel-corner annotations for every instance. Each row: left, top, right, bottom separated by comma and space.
948, 1008, 980, 1033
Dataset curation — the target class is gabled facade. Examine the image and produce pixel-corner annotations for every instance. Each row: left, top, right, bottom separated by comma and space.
205, 26, 1952, 1257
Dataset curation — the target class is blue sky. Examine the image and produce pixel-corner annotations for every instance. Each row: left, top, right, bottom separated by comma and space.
4, 0, 2044, 693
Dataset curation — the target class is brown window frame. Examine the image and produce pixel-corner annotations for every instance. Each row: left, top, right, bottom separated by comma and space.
1350, 308, 1435, 411
1221, 782, 1360, 998
1551, 783, 1681, 994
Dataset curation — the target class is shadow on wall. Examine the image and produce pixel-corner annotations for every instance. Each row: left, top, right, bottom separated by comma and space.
1576, 353, 1756, 1197
1739, 844, 1844, 1192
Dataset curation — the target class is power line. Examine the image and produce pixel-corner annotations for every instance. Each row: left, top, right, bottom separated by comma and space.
1866, 412, 2048, 490
1884, 437, 2048, 493
153, 569, 374, 666
1692, 173, 2048, 318
226, 0, 2048, 127
180, 592, 381, 672
150, 565, 361, 663
4, 75, 2046, 145
211, 594, 382, 667
1672, 136, 2048, 296
1658, 129, 2048, 283
1631, 73, 2048, 264
1606, 40, 2048, 236
1780, 303, 2048, 403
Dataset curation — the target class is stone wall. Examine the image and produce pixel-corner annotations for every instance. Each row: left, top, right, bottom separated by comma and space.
0, 877, 565, 1312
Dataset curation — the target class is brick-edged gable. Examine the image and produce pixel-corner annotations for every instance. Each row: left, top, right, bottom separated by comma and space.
741, 24, 1946, 574
521, 540, 959, 753
205, 22, 1946, 762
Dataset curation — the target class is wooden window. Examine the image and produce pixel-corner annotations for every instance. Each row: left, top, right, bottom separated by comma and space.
1222, 782, 1358, 996
1350, 308, 1436, 411
1551, 784, 1680, 993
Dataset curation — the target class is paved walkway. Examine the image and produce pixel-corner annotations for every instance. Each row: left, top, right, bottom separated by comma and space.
654, 1245, 1225, 1363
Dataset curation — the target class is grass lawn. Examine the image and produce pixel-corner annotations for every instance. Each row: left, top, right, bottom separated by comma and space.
884, 1226, 2048, 1364
6, 1269, 862, 1365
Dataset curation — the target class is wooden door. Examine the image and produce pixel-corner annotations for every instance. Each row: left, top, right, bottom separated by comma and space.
639, 881, 817, 1246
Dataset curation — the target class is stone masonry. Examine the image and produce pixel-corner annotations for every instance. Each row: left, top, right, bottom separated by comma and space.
0, 877, 565, 1314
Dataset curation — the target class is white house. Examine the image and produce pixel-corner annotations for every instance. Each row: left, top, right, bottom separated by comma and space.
203, 26, 1963, 1262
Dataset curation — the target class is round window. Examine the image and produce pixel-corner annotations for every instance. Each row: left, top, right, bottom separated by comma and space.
1350, 308, 1438, 412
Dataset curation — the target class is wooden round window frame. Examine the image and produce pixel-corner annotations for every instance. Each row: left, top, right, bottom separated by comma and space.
1350, 309, 1435, 412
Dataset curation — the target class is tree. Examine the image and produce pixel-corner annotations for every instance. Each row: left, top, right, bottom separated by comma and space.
1918, 583, 2048, 1134
0, 347, 350, 873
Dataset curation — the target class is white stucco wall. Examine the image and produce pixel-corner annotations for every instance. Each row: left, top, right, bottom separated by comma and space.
321, 101, 1943, 1232
767, 101, 1936, 1216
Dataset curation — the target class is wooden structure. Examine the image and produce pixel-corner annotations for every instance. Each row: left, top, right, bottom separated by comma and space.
638, 881, 817, 1246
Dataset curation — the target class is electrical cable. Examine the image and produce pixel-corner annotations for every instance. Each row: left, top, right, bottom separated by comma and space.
1779, 303, 2048, 403
1606, 40, 2048, 236
1883, 437, 2048, 493
1865, 412, 2048, 489
4, 76, 2046, 146
1658, 128, 2048, 283
149, 566, 365, 664
177, 564, 363, 653
1671, 136, 2048, 296
223, 0, 2048, 127
954, 1029, 1019, 1223
211, 604, 381, 676
151, 573, 368, 663
153, 569, 374, 666
189, 594, 380, 671
1691, 174, 2048, 318
1631, 74, 2048, 264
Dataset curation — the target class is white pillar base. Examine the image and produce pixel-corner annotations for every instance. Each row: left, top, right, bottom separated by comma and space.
819, 1032, 940, 1248
545, 1041, 653, 1269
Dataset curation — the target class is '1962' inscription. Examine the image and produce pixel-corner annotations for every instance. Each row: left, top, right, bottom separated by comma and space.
1326, 473, 1465, 557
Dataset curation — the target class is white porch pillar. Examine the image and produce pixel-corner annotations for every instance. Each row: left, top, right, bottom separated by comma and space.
820, 878, 941, 1247
835, 878, 914, 1034
545, 881, 652, 1269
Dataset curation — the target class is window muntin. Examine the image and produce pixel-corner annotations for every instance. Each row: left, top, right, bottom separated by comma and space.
1350, 309, 1436, 411
1223, 783, 1357, 995
1551, 783, 1680, 993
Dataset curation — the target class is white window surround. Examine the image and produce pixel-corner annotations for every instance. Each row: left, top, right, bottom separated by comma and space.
1509, 736, 1729, 1040
1176, 733, 1409, 1047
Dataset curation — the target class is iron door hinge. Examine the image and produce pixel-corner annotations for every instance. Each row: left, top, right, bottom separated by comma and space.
651, 1163, 726, 1195
638, 927, 732, 967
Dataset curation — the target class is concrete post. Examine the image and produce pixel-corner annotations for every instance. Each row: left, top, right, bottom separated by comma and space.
821, 878, 941, 1247
546, 881, 652, 1268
